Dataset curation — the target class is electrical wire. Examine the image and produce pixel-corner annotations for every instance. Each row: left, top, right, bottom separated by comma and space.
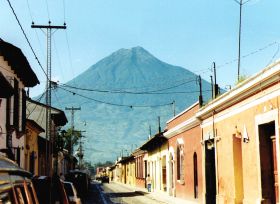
266, 43, 280, 67
53, 89, 63, 107
58, 78, 197, 94
6, 0, 48, 80
64, 30, 78, 87
58, 86, 174, 108
27, 90, 46, 118
62, 0, 66, 23
25, 0, 47, 66
53, 37, 65, 82
44, 0, 51, 21
192, 41, 279, 75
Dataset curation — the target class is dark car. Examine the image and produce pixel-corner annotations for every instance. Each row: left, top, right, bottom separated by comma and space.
32, 175, 69, 204
65, 170, 90, 200
101, 176, 109, 183
0, 155, 39, 204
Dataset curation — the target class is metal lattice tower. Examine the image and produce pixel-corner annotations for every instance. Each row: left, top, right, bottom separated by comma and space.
32, 21, 66, 175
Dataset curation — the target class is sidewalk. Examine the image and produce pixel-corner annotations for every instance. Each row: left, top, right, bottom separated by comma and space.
112, 181, 198, 204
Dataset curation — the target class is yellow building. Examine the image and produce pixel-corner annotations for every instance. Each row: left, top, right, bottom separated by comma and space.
117, 156, 135, 185
140, 132, 168, 193
197, 61, 280, 203
25, 119, 44, 175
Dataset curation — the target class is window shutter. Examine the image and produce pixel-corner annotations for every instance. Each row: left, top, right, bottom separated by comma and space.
21, 89, 26, 132
13, 78, 19, 131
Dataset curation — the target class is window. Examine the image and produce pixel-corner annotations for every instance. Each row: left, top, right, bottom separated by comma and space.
136, 155, 144, 178
176, 143, 184, 182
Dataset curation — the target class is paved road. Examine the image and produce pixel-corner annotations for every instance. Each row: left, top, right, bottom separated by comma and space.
85, 181, 195, 204
84, 182, 104, 204
99, 182, 167, 204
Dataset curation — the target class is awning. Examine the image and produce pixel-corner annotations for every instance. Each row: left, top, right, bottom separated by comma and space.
0, 71, 14, 98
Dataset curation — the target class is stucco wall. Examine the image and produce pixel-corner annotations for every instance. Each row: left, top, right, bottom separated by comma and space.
201, 83, 280, 203
168, 125, 202, 203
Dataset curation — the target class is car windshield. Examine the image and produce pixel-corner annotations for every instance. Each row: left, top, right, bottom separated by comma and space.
63, 183, 74, 196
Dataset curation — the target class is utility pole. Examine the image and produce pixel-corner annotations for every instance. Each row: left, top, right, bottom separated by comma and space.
65, 107, 81, 156
237, 0, 243, 82
172, 100, 176, 117
75, 130, 86, 169
210, 75, 213, 100
234, 0, 249, 81
31, 21, 66, 176
158, 116, 161, 133
212, 62, 218, 98
198, 75, 203, 107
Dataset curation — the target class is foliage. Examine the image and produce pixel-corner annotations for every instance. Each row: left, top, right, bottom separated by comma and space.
55, 128, 81, 154
236, 74, 248, 85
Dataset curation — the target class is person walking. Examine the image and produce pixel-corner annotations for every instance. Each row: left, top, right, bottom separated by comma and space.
146, 174, 152, 192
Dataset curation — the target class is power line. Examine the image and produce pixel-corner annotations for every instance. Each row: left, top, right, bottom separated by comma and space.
62, 0, 66, 23
6, 0, 48, 79
58, 78, 197, 94
266, 42, 280, 67
53, 37, 66, 82
27, 90, 46, 118
60, 84, 211, 95
44, 0, 51, 21
192, 41, 279, 75
58, 86, 174, 108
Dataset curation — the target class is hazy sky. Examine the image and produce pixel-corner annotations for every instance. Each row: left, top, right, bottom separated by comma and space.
1, 0, 280, 97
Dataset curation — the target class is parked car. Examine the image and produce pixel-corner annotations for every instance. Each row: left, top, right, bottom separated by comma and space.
101, 176, 109, 183
65, 170, 90, 200
63, 181, 81, 204
32, 175, 69, 204
0, 155, 39, 204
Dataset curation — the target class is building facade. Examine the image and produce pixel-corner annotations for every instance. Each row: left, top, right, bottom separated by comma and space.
140, 133, 168, 193
25, 119, 44, 175
164, 102, 203, 203
197, 61, 280, 203
0, 39, 39, 167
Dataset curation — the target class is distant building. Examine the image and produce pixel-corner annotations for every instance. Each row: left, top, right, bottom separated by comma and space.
140, 132, 168, 193
26, 98, 68, 175
132, 148, 147, 189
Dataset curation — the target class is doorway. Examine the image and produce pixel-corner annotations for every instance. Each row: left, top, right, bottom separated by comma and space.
258, 121, 278, 203
193, 152, 198, 199
205, 139, 216, 204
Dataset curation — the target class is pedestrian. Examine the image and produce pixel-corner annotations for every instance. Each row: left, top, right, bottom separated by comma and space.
146, 174, 152, 192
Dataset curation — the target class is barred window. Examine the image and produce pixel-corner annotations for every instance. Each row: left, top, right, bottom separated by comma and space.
176, 141, 184, 182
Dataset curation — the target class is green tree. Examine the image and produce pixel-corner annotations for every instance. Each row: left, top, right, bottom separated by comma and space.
63, 128, 81, 153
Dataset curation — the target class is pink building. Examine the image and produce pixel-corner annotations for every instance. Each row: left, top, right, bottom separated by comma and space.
164, 102, 203, 203
0, 39, 39, 167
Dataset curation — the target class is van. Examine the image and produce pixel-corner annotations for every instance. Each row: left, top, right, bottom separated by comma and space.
0, 155, 39, 204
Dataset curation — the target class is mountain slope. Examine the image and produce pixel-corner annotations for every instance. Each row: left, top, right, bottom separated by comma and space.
52, 47, 212, 163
